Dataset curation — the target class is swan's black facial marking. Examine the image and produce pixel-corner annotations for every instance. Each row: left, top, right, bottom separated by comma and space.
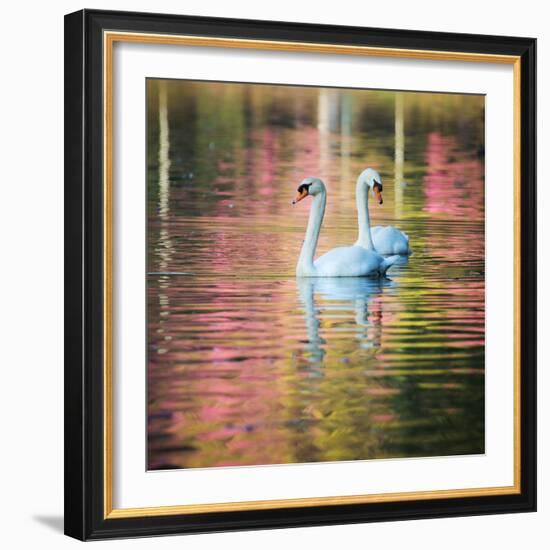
292, 182, 312, 204
372, 181, 383, 205
297, 183, 312, 195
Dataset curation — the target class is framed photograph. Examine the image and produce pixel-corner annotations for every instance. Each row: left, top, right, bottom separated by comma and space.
64, 9, 536, 540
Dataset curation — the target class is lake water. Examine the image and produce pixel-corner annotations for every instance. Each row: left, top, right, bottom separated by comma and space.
146, 80, 485, 470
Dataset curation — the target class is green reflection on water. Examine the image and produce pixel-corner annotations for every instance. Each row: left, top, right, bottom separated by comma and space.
146, 79, 485, 469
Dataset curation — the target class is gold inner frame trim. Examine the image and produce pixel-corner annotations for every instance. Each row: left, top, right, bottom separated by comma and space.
103, 30, 522, 520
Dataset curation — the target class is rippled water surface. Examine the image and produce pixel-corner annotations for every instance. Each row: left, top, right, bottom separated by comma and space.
147, 80, 485, 469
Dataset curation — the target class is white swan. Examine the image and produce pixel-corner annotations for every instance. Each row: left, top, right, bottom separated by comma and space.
293, 178, 399, 278
355, 168, 412, 256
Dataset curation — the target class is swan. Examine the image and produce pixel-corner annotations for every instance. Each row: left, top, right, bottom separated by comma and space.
355, 168, 412, 256
292, 178, 399, 278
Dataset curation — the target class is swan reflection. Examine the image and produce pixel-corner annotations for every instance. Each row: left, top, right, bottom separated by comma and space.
296, 276, 399, 369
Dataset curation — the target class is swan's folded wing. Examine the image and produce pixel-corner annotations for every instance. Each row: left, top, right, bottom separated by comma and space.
314, 246, 387, 277
372, 226, 412, 256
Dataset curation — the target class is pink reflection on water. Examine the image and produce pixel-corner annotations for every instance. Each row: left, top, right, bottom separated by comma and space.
424, 132, 484, 219
259, 128, 275, 185
295, 127, 322, 177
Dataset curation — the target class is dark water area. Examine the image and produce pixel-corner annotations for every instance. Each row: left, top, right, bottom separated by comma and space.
146, 79, 485, 469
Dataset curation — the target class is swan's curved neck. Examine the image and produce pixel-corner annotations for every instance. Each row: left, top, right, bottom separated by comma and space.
356, 175, 375, 250
297, 190, 326, 276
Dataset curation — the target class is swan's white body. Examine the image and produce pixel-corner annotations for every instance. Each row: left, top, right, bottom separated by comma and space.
294, 178, 398, 278
370, 225, 411, 256
354, 168, 412, 256
308, 245, 397, 277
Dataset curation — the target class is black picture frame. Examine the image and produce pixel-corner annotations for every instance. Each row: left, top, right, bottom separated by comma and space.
64, 8, 536, 541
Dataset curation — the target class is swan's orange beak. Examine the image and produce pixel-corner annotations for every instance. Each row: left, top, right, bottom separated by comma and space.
292, 188, 309, 204
373, 182, 383, 205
